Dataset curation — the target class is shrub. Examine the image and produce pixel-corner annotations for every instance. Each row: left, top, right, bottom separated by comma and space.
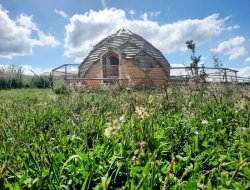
31, 75, 52, 88
53, 84, 72, 95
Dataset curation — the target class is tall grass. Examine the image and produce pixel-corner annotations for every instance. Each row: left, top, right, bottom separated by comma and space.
0, 65, 52, 89
0, 84, 249, 189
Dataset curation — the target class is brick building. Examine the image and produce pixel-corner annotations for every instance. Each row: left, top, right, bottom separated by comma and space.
79, 28, 170, 88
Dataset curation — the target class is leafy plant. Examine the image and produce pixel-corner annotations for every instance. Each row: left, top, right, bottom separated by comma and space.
0, 85, 249, 189
186, 40, 201, 77
53, 84, 72, 95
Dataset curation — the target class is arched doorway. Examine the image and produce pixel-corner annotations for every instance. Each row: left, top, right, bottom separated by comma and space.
103, 53, 119, 84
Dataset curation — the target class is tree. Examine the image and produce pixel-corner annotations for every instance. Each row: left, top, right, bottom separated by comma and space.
211, 52, 225, 81
186, 40, 201, 76
211, 52, 222, 68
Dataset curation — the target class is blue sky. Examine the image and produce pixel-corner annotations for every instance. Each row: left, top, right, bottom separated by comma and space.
0, 0, 250, 76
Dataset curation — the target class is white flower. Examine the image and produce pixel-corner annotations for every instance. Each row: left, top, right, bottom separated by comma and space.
135, 106, 149, 119
148, 95, 154, 104
119, 115, 126, 123
188, 101, 193, 107
104, 121, 121, 138
104, 127, 113, 138
201, 120, 208, 125
216, 119, 222, 123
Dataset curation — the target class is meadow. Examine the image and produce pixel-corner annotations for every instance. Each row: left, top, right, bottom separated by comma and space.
0, 84, 249, 189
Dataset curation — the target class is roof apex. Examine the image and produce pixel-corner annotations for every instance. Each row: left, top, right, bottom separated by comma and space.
116, 28, 132, 36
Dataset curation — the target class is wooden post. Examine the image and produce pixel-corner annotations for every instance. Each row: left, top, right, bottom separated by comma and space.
223, 69, 228, 82
235, 71, 238, 82
52, 70, 55, 87
65, 65, 67, 80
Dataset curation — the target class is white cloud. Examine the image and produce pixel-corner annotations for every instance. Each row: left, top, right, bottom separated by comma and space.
199, 56, 207, 66
226, 24, 240, 31
228, 47, 246, 60
20, 64, 44, 75
210, 36, 247, 60
245, 57, 250, 63
54, 8, 68, 18
140, 13, 148, 21
17, 14, 38, 30
0, 64, 49, 75
236, 66, 250, 77
64, 8, 227, 62
211, 36, 245, 52
170, 63, 187, 76
140, 11, 161, 20
149, 11, 161, 17
0, 5, 60, 58
171, 64, 186, 67
32, 31, 60, 47
20, 65, 53, 75
64, 8, 126, 60
129, 10, 135, 15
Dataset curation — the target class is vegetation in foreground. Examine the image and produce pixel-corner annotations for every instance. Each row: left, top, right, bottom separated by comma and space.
0, 85, 249, 189
0, 65, 52, 89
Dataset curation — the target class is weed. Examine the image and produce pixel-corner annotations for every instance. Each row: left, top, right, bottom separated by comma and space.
0, 86, 249, 189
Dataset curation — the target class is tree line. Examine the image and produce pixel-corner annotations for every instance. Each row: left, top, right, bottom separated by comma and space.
0, 65, 52, 89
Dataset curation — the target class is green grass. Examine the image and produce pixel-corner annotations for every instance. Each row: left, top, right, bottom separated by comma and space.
0, 85, 249, 189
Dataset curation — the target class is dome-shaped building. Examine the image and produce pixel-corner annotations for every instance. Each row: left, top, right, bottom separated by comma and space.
79, 28, 170, 88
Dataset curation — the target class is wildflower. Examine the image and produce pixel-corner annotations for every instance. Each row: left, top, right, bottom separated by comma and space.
131, 155, 136, 161
216, 118, 222, 123
119, 115, 126, 123
188, 101, 193, 108
134, 149, 139, 155
235, 99, 246, 110
104, 127, 113, 138
138, 152, 145, 160
135, 106, 149, 119
136, 141, 148, 150
201, 120, 208, 125
104, 121, 121, 138
106, 112, 113, 117
148, 95, 154, 104
131, 141, 148, 165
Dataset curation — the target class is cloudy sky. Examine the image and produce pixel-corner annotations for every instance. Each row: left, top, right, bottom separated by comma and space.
0, 0, 250, 76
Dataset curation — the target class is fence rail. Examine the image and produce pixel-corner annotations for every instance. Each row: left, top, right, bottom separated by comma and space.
52, 64, 250, 87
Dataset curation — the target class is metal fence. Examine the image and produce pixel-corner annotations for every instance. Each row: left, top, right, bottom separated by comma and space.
170, 67, 239, 82
52, 64, 250, 87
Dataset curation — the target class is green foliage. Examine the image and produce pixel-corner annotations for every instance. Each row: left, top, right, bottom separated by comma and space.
31, 75, 52, 88
186, 40, 201, 77
0, 65, 52, 89
0, 85, 249, 189
53, 84, 72, 95
0, 65, 23, 89
211, 52, 222, 68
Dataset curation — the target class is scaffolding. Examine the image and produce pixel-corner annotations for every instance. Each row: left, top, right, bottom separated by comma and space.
170, 66, 239, 82
52, 64, 249, 88
52, 64, 79, 86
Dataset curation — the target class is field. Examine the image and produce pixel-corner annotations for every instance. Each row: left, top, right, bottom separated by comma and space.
0, 85, 249, 189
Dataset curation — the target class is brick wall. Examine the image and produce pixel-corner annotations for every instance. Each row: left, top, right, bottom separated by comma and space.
80, 60, 169, 88
81, 62, 102, 88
